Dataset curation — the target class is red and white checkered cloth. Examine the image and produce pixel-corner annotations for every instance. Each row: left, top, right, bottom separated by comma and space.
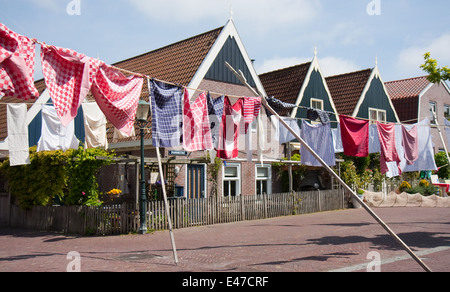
91, 64, 143, 137
0, 23, 39, 100
41, 45, 104, 126
183, 91, 213, 152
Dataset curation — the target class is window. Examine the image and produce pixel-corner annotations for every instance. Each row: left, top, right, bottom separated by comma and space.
444, 105, 450, 119
311, 98, 324, 111
430, 102, 437, 125
256, 165, 272, 196
369, 108, 386, 124
223, 163, 240, 197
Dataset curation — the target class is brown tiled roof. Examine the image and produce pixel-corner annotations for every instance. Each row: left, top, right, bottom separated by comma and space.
385, 76, 430, 100
259, 62, 311, 116
385, 76, 430, 123
325, 69, 373, 116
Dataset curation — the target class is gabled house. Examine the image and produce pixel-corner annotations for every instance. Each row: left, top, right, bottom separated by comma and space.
259, 53, 338, 124
259, 54, 339, 191
385, 76, 450, 153
326, 64, 400, 124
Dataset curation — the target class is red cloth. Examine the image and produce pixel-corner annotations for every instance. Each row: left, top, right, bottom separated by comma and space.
0, 23, 39, 100
41, 45, 104, 126
216, 97, 243, 159
91, 64, 143, 137
339, 115, 369, 157
377, 122, 401, 175
182, 91, 213, 152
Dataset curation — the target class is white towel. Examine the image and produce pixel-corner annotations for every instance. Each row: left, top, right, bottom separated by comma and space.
7, 104, 30, 166
37, 105, 79, 152
82, 102, 108, 149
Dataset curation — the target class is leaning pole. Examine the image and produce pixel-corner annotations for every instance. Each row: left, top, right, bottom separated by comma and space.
225, 62, 432, 272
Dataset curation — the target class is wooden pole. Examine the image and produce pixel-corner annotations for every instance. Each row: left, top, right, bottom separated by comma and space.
156, 147, 179, 265
225, 62, 432, 272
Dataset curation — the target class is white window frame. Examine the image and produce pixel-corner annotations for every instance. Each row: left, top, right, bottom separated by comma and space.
255, 164, 272, 197
222, 163, 241, 197
310, 98, 324, 111
369, 108, 387, 124
430, 102, 437, 125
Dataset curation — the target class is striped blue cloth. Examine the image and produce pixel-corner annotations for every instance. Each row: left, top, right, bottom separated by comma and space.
300, 120, 336, 167
150, 79, 183, 147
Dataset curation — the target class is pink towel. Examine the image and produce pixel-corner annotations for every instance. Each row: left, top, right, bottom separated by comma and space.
91, 64, 143, 137
402, 125, 419, 165
339, 115, 369, 157
41, 45, 104, 126
242, 96, 261, 133
183, 91, 213, 152
377, 122, 401, 175
0, 23, 39, 100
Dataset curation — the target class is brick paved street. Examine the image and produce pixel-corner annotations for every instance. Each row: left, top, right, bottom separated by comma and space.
0, 207, 449, 274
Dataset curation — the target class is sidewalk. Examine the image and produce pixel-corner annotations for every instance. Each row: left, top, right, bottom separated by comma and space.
0, 207, 449, 273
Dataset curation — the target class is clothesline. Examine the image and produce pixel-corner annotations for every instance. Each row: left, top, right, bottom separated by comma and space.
31, 39, 254, 100
3, 24, 450, 131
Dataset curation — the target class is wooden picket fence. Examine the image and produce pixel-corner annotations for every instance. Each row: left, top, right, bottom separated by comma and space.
2, 190, 345, 235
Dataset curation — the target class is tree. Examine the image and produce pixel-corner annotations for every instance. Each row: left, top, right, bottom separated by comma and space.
420, 52, 450, 84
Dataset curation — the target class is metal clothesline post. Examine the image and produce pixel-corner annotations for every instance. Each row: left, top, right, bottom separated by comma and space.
225, 62, 432, 272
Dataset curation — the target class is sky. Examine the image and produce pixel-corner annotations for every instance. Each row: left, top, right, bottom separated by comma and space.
1, 0, 449, 84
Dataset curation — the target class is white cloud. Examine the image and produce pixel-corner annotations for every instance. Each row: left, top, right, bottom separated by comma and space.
319, 57, 360, 77
128, 0, 321, 32
397, 33, 450, 79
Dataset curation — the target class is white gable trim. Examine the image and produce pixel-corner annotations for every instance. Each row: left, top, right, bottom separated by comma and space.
291, 56, 340, 119
352, 66, 400, 123
188, 20, 267, 97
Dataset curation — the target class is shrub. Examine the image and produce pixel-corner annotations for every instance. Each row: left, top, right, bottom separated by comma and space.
0, 146, 116, 209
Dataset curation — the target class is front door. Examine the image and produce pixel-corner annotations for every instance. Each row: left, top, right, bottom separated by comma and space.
187, 164, 206, 199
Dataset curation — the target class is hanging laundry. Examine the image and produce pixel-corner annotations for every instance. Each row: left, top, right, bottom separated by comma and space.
264, 96, 296, 116
339, 115, 369, 157
300, 120, 335, 167
242, 96, 261, 133
331, 123, 343, 153
401, 124, 419, 165
150, 79, 184, 148
216, 97, 243, 159
306, 108, 331, 125
207, 93, 224, 149
91, 64, 143, 137
37, 105, 79, 152
369, 124, 381, 154
271, 116, 301, 144
81, 102, 108, 150
182, 92, 213, 152
7, 104, 30, 166
41, 45, 104, 126
401, 118, 437, 173
0, 24, 39, 100
377, 122, 401, 175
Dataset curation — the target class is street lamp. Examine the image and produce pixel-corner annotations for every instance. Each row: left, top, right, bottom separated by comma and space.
136, 100, 150, 234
